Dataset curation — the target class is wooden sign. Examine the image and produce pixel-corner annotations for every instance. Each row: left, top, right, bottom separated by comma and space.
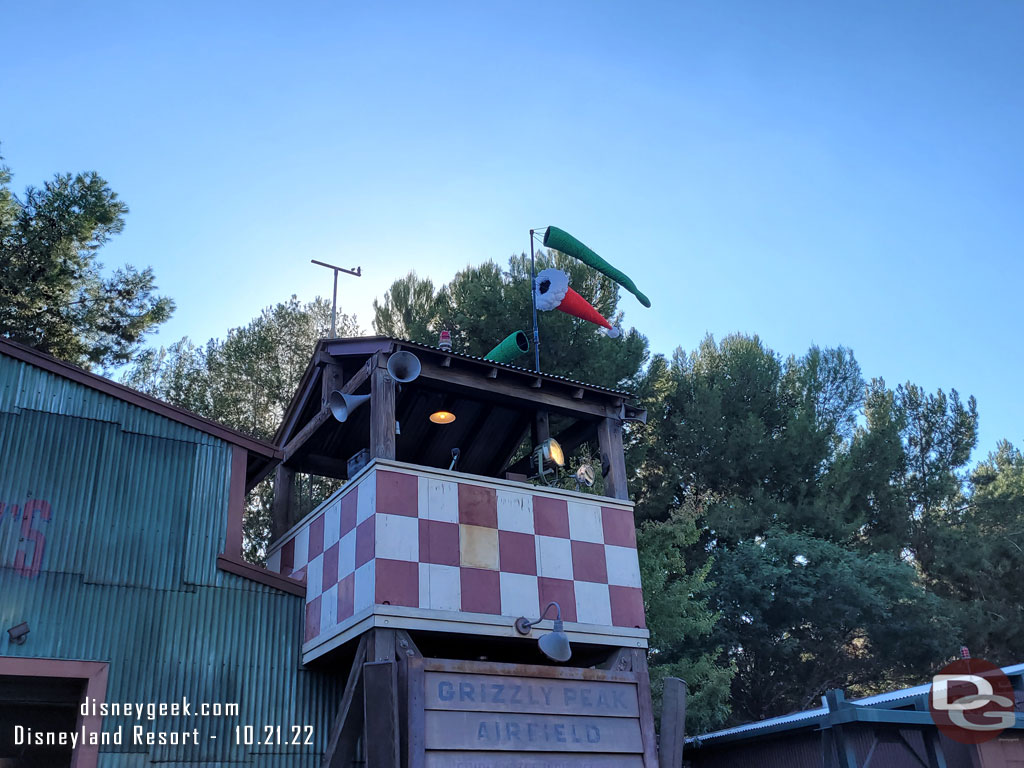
406, 658, 657, 768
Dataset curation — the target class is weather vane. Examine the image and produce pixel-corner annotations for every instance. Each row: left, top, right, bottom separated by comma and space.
311, 259, 362, 338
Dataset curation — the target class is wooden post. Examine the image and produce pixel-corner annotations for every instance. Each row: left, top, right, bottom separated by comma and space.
659, 677, 688, 768
532, 410, 550, 447
364, 659, 399, 768
321, 362, 344, 407
271, 465, 294, 541
630, 648, 659, 768
598, 415, 628, 500
370, 357, 396, 460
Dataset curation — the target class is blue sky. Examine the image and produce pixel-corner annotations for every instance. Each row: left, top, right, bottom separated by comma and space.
3, 1, 1022, 460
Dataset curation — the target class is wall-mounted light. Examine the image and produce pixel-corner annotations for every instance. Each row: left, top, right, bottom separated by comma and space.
7, 622, 29, 646
430, 411, 456, 424
515, 602, 571, 662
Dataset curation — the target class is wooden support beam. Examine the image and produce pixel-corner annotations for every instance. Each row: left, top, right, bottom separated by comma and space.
598, 415, 628, 500
282, 359, 375, 464
659, 677, 688, 768
370, 627, 397, 662
631, 649, 659, 768
271, 465, 294, 542
363, 660, 399, 768
532, 410, 550, 446
321, 362, 344, 407
282, 406, 333, 463
321, 635, 368, 768
416, 361, 612, 418
371, 360, 397, 460
343, 357, 375, 395
496, 423, 532, 475
297, 454, 349, 480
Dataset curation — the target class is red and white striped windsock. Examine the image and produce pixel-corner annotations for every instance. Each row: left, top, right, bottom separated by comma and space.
535, 269, 620, 338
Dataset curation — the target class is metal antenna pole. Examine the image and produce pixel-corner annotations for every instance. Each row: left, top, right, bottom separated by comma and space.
530, 229, 540, 371
331, 270, 338, 337
311, 259, 362, 338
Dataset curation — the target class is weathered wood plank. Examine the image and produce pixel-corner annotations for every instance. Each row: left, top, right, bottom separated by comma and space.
371, 364, 397, 459
424, 711, 643, 753
420, 658, 639, 684
271, 465, 295, 541
364, 660, 400, 768
321, 635, 367, 768
629, 649, 658, 768
282, 406, 333, 462
322, 362, 344, 406
658, 677, 687, 768
373, 627, 397, 662
425, 752, 645, 768
408, 657, 427, 768
424, 672, 638, 717
597, 417, 628, 500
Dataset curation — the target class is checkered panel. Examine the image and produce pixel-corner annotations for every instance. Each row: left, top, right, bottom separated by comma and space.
265, 468, 647, 646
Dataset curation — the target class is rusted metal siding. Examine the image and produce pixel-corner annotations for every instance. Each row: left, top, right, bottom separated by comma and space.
0, 351, 341, 765
0, 404, 227, 589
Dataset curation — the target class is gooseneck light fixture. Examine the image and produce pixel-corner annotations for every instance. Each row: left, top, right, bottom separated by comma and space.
514, 601, 572, 662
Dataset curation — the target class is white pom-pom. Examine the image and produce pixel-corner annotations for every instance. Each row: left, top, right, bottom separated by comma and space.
601, 326, 621, 339
535, 268, 569, 311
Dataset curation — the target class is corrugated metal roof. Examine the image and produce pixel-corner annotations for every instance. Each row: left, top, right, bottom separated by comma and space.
0, 337, 280, 457
388, 337, 635, 397
691, 662, 1024, 746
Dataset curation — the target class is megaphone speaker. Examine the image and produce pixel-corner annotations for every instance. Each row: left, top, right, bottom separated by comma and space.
387, 351, 421, 384
328, 391, 370, 422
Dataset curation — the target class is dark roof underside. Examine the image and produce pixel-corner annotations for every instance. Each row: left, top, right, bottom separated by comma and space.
277, 337, 632, 479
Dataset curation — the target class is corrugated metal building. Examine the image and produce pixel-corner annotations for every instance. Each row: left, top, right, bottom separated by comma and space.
685, 666, 1024, 768
0, 339, 342, 767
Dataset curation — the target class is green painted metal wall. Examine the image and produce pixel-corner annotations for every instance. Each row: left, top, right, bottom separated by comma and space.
0, 351, 341, 766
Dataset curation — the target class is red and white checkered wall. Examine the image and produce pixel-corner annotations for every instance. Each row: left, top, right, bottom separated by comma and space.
266, 466, 646, 648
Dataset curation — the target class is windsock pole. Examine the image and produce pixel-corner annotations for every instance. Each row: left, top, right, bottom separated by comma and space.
530, 229, 541, 371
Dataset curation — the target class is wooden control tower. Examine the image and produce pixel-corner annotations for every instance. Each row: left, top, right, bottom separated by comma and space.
267, 337, 665, 768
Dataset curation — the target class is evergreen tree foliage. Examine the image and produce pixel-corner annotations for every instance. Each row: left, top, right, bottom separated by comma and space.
0, 148, 173, 369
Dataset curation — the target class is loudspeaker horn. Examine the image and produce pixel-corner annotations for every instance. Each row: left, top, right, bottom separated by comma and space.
328, 391, 370, 422
387, 351, 421, 383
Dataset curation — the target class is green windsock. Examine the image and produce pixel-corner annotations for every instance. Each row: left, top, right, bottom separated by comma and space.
543, 226, 651, 308
484, 331, 530, 364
